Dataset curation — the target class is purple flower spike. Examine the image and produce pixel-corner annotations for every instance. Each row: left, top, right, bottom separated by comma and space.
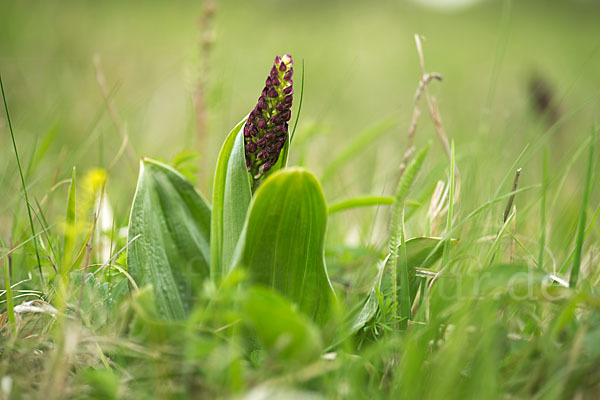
243, 54, 294, 182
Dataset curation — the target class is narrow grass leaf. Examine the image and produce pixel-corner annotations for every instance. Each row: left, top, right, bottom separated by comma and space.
328, 196, 420, 215
1, 74, 44, 284
569, 127, 596, 288
62, 167, 77, 274
345, 237, 452, 337
441, 141, 455, 270
388, 143, 430, 329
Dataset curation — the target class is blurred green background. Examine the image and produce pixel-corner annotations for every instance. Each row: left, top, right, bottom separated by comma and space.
1, 0, 599, 242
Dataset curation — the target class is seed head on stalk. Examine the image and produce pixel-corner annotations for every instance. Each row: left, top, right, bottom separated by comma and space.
244, 54, 294, 182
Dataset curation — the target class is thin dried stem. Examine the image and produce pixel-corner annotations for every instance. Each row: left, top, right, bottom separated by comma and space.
503, 168, 522, 223
195, 0, 217, 189
93, 56, 137, 169
414, 34, 451, 160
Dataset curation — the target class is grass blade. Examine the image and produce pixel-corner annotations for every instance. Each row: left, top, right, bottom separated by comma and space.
569, 126, 596, 288
289, 59, 305, 143
538, 147, 549, 270
441, 141, 455, 270
62, 167, 77, 274
328, 196, 420, 215
2, 255, 16, 335
388, 143, 430, 329
0, 74, 44, 285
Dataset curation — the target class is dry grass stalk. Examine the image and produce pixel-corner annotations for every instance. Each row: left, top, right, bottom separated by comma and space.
93, 56, 137, 170
195, 0, 217, 188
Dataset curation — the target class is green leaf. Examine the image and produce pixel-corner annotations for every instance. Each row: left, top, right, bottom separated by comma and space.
234, 168, 335, 326
347, 237, 454, 336
62, 166, 77, 273
244, 286, 322, 362
127, 158, 211, 320
388, 143, 430, 329
211, 117, 253, 282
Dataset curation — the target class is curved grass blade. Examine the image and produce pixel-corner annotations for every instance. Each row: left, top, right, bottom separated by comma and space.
1, 74, 44, 285
569, 126, 596, 288
328, 196, 420, 215
128, 158, 211, 320
62, 167, 77, 274
233, 168, 335, 325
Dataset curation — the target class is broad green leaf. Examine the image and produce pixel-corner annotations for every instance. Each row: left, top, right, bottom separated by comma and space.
244, 286, 322, 362
211, 117, 252, 282
127, 158, 211, 320
233, 168, 335, 326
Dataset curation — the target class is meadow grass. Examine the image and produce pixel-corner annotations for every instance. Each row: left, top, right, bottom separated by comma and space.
1, 1, 600, 399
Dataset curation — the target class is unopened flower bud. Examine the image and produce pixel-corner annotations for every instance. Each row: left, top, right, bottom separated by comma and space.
246, 142, 257, 153
263, 161, 273, 172
284, 69, 293, 81
258, 97, 267, 110
270, 114, 281, 124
